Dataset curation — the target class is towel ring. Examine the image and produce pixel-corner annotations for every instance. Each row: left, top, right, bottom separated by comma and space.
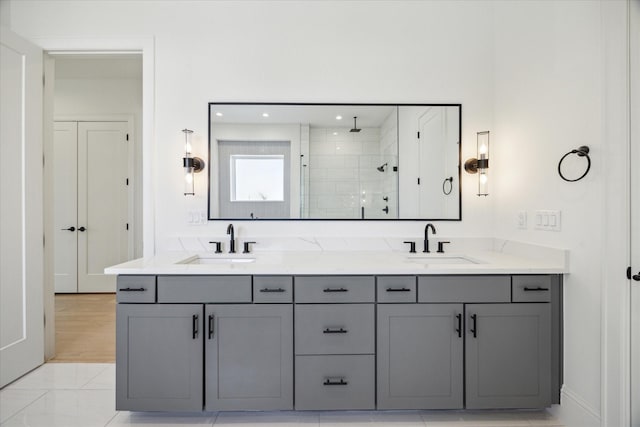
558, 146, 591, 182
442, 177, 454, 195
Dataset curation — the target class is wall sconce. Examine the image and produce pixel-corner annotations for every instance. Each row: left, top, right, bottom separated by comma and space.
464, 131, 489, 196
182, 128, 205, 196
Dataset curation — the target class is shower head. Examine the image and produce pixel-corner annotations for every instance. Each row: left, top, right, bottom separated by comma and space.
350, 116, 361, 133
377, 162, 388, 172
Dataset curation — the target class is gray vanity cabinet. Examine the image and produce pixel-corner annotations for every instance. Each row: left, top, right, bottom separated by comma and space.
465, 303, 551, 409
377, 304, 464, 409
116, 304, 204, 411
205, 304, 293, 411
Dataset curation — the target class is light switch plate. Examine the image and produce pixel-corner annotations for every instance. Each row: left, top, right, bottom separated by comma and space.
534, 210, 561, 231
517, 211, 527, 229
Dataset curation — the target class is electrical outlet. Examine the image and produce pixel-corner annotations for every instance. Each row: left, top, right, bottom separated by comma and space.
534, 210, 561, 231
517, 211, 527, 229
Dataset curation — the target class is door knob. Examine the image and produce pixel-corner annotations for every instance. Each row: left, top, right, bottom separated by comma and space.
61, 226, 75, 231
78, 226, 86, 232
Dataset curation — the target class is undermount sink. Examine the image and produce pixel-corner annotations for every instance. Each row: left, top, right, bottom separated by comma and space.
405, 255, 478, 265
179, 256, 256, 265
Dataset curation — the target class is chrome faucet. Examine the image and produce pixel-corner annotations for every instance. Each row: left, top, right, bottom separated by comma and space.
423, 223, 436, 253
226, 223, 236, 253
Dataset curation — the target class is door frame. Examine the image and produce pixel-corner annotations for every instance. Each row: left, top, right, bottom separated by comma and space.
39, 36, 155, 360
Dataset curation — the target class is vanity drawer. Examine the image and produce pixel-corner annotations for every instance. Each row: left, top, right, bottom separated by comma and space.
512, 275, 552, 302
116, 276, 156, 303
295, 355, 375, 410
377, 276, 417, 303
253, 276, 293, 303
157, 275, 251, 303
418, 276, 510, 303
294, 276, 375, 303
295, 304, 374, 355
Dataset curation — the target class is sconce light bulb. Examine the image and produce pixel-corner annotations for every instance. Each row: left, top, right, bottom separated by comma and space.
479, 144, 488, 155
185, 171, 194, 184
479, 173, 488, 185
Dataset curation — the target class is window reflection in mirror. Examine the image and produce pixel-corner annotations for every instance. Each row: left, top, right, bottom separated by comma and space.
209, 103, 461, 221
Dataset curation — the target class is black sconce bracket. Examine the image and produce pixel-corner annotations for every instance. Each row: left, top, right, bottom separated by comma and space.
464, 158, 489, 174
183, 156, 205, 172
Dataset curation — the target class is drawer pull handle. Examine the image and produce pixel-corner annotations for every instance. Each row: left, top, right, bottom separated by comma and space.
323, 287, 348, 293
523, 286, 549, 292
259, 288, 286, 293
323, 327, 348, 334
119, 287, 146, 292
470, 314, 477, 338
208, 314, 214, 340
323, 378, 348, 386
386, 287, 411, 292
455, 313, 462, 338
192, 314, 199, 339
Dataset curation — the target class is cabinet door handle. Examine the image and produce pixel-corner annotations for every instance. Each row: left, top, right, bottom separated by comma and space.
523, 286, 549, 292
118, 287, 145, 292
208, 314, 214, 339
386, 287, 411, 292
259, 288, 286, 293
323, 287, 348, 293
455, 313, 462, 338
470, 314, 477, 338
323, 378, 348, 386
192, 314, 199, 339
323, 327, 348, 334
61, 226, 75, 232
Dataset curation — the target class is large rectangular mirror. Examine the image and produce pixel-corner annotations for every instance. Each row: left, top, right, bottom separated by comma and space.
208, 103, 461, 220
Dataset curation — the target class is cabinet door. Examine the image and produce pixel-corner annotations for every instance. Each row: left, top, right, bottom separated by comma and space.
377, 304, 463, 409
465, 303, 551, 409
205, 304, 293, 411
116, 304, 203, 411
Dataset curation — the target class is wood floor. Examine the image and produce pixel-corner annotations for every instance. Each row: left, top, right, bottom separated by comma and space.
50, 293, 116, 363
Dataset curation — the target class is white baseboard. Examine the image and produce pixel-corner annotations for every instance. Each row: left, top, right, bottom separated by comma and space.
548, 386, 601, 427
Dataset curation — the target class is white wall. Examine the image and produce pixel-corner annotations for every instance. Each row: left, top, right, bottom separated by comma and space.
491, 1, 624, 425
7, 0, 494, 247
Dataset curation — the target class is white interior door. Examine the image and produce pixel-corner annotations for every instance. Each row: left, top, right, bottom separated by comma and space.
53, 122, 78, 293
77, 121, 129, 293
630, 1, 640, 424
0, 27, 44, 387
418, 108, 446, 218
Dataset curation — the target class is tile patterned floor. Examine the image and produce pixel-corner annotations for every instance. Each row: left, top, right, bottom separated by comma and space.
0, 363, 565, 427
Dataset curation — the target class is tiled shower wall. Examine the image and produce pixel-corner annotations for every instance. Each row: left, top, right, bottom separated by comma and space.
308, 127, 386, 219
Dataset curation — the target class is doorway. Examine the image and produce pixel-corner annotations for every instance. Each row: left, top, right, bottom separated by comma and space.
47, 53, 142, 361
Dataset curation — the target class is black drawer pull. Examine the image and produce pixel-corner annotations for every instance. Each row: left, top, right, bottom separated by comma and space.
386, 287, 411, 292
470, 314, 477, 338
323, 378, 348, 386
118, 287, 146, 292
455, 313, 462, 338
523, 286, 550, 292
323, 287, 348, 293
259, 288, 286, 293
192, 314, 199, 339
323, 327, 348, 334
208, 314, 214, 340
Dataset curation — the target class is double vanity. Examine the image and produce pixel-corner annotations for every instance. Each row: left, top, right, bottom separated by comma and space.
107, 240, 566, 413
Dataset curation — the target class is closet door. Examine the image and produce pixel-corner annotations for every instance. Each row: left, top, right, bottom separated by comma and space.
53, 122, 79, 293
77, 121, 129, 293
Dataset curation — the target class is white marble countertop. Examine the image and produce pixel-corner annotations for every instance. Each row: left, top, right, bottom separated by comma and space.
105, 239, 569, 276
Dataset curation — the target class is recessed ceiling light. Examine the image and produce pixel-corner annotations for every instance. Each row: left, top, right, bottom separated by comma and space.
333, 132, 338, 136
336, 115, 343, 120
262, 113, 269, 118
215, 112, 223, 117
